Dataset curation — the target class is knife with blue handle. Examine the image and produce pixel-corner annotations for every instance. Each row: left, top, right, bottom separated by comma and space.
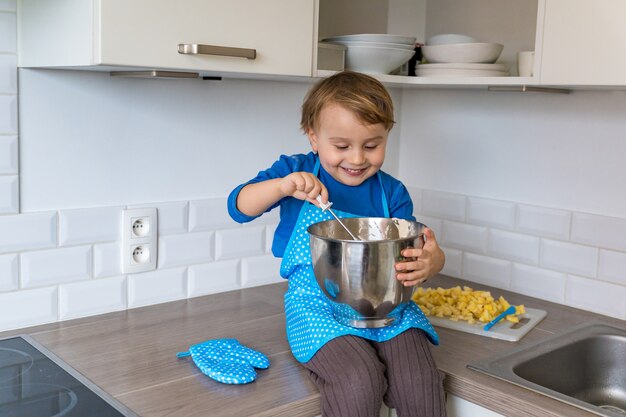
483, 305, 517, 331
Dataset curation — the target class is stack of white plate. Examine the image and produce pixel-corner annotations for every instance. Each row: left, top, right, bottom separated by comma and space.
417, 34, 508, 77
415, 63, 509, 77
321, 34, 416, 74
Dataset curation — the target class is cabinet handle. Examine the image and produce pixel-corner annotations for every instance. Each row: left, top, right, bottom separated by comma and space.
178, 43, 256, 60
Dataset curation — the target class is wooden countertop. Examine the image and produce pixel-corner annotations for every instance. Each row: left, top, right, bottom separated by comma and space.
1, 275, 623, 417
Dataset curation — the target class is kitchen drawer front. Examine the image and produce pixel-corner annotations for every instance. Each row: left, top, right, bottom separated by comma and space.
98, 0, 316, 76
94, 0, 316, 76
18, 0, 316, 77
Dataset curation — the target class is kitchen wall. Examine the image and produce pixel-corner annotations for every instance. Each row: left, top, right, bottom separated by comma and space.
0, 4, 405, 332
1, 3, 625, 332
400, 88, 626, 320
0, 2, 18, 215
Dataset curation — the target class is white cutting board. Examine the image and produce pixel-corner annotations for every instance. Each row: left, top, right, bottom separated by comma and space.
427, 308, 547, 342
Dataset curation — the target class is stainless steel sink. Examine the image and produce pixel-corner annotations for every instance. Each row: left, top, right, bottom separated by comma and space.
468, 321, 626, 417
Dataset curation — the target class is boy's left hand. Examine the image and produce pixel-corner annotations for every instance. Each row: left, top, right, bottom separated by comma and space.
395, 228, 445, 287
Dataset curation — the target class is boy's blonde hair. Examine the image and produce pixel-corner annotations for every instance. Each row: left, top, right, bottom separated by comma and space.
301, 71, 395, 133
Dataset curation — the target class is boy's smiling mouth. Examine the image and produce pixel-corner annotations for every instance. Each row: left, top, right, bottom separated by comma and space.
341, 167, 368, 176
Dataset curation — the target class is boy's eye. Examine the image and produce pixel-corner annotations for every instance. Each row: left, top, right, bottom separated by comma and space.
365, 145, 378, 150
335, 145, 349, 150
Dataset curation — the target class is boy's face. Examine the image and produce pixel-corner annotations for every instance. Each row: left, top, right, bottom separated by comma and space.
307, 103, 388, 187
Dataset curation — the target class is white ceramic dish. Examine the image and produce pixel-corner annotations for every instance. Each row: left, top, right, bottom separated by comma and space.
421, 42, 504, 64
416, 63, 509, 77
326, 40, 415, 50
416, 69, 509, 77
417, 63, 508, 70
344, 45, 415, 74
323, 33, 416, 45
415, 64, 509, 77
426, 33, 477, 45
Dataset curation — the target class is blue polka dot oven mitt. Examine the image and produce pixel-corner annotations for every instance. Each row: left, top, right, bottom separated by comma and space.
177, 338, 270, 384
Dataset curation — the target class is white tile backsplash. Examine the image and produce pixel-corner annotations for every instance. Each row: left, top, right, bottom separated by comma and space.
250, 207, 280, 225
414, 215, 443, 237
0, 54, 17, 93
21, 245, 92, 288
516, 204, 571, 240
540, 239, 598, 277
0, 94, 16, 132
12, 192, 612, 330
158, 232, 213, 268
128, 267, 187, 308
188, 260, 240, 297
189, 198, 234, 231
571, 212, 626, 252
0, 286, 58, 331
488, 229, 539, 265
462, 253, 511, 290
59, 206, 122, 246
0, 174, 17, 213
157, 201, 189, 235
565, 275, 626, 319
0, 135, 17, 173
59, 275, 127, 320
421, 190, 466, 221
241, 255, 283, 288
0, 252, 17, 291
406, 187, 423, 214
441, 221, 488, 254
467, 197, 515, 230
598, 249, 626, 286
440, 246, 462, 278
215, 225, 266, 261
511, 263, 566, 303
265, 223, 278, 254
0, 211, 57, 253
94, 242, 123, 278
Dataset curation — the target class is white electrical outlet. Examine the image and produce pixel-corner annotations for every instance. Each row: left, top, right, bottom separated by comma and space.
122, 208, 158, 273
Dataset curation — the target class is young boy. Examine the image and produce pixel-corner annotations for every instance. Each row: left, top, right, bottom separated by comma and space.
228, 71, 446, 417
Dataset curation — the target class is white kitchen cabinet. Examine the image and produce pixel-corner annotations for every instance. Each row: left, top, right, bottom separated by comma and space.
386, 394, 506, 417
539, 0, 626, 86
18, 0, 316, 78
316, 0, 542, 87
446, 394, 505, 417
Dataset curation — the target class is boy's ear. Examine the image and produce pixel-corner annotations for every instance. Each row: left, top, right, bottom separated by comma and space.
307, 128, 319, 152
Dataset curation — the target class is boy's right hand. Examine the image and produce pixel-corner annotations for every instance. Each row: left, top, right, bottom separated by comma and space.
280, 172, 329, 207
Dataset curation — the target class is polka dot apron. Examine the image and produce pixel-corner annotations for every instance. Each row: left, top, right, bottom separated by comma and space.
281, 160, 439, 363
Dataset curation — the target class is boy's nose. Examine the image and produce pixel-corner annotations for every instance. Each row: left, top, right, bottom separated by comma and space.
349, 150, 366, 165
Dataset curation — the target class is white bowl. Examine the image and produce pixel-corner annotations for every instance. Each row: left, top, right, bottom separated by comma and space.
344, 45, 415, 74
323, 33, 416, 46
327, 40, 415, 50
421, 42, 503, 64
426, 33, 477, 45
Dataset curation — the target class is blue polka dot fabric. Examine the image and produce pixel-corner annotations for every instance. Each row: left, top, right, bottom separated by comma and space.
177, 338, 270, 384
281, 203, 439, 364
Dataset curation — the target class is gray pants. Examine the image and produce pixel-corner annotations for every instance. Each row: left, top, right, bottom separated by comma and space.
302, 329, 447, 417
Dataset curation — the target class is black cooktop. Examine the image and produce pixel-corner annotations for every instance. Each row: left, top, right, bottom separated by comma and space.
0, 335, 137, 417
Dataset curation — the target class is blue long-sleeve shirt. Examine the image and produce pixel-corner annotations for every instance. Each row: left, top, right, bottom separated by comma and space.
228, 152, 415, 257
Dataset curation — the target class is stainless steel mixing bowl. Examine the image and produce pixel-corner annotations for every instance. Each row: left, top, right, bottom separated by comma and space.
307, 217, 426, 328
